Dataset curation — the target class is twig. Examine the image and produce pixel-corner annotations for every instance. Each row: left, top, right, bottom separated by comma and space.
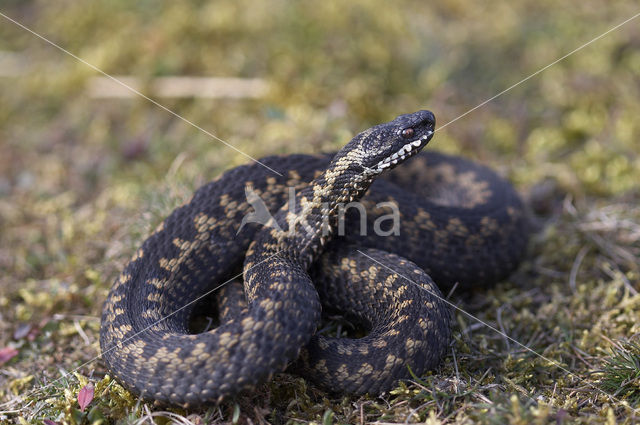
569, 246, 589, 292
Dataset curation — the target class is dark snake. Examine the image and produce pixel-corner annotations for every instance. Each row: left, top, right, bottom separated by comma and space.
100, 110, 529, 406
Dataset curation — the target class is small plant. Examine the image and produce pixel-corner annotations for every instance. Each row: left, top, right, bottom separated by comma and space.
598, 341, 640, 405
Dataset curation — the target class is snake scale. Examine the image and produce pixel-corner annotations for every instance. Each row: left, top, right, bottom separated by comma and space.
100, 110, 530, 406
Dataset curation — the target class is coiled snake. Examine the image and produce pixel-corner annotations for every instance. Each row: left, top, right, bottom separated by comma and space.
100, 110, 529, 406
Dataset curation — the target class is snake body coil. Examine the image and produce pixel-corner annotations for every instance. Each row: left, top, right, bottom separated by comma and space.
100, 111, 529, 406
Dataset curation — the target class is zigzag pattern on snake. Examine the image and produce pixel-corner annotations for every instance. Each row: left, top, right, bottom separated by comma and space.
100, 111, 529, 406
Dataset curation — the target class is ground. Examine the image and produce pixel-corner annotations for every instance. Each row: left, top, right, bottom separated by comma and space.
1, 1, 639, 424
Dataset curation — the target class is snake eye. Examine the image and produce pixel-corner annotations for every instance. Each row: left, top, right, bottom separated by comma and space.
401, 128, 415, 139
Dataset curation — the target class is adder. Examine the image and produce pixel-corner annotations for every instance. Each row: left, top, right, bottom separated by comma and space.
100, 110, 529, 406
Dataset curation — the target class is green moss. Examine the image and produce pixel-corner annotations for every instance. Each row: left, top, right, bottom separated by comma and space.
1, 0, 639, 423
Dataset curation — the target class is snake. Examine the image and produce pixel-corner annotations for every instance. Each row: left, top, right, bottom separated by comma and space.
100, 110, 530, 406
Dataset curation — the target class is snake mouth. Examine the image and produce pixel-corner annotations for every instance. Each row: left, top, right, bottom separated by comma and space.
371, 131, 433, 173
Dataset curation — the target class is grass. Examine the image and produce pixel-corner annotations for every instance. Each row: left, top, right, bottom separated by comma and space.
1, 0, 639, 423
598, 342, 640, 406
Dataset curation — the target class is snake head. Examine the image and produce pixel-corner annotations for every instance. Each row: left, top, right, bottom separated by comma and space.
335, 110, 436, 175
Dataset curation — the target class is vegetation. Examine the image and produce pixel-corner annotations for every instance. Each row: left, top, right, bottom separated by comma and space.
1, 0, 639, 423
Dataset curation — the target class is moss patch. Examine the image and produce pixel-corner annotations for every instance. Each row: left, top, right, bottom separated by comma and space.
1, 0, 639, 423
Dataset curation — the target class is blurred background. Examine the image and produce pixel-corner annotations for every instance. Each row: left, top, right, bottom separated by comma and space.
1, 0, 639, 423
